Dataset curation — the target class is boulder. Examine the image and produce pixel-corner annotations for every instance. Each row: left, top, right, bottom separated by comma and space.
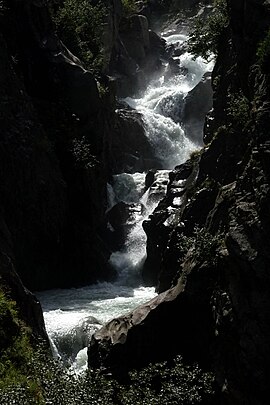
120, 15, 150, 63
111, 107, 158, 173
182, 72, 213, 145
141, 158, 199, 287
88, 256, 217, 379
110, 13, 168, 96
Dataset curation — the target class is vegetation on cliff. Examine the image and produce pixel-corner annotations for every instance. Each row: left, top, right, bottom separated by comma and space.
187, 0, 228, 60
1, 0, 270, 403
122, 0, 139, 15
0, 289, 37, 395
257, 27, 270, 67
0, 346, 216, 404
50, 0, 106, 71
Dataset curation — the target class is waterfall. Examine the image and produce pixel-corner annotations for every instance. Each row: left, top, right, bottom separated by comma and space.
108, 170, 170, 286
37, 26, 214, 375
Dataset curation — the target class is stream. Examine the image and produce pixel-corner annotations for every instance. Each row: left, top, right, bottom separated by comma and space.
37, 23, 214, 375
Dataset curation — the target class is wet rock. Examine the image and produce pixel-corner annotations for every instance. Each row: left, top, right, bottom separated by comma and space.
145, 169, 156, 190
88, 257, 217, 378
182, 71, 213, 145
106, 201, 146, 250
112, 107, 158, 173
155, 91, 185, 123
110, 13, 168, 96
142, 158, 198, 287
107, 201, 132, 230
90, 3, 270, 404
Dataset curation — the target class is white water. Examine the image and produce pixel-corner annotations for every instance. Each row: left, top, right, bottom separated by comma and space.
37, 283, 156, 374
37, 29, 213, 375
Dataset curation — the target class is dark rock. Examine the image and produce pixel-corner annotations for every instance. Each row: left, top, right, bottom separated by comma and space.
0, 237, 48, 342
89, 2, 270, 404
109, 12, 168, 96
107, 201, 132, 230
142, 158, 199, 287
88, 257, 217, 378
182, 72, 213, 145
172, 43, 186, 57
155, 90, 185, 122
0, 0, 116, 291
105, 201, 132, 249
145, 169, 156, 190
111, 107, 159, 173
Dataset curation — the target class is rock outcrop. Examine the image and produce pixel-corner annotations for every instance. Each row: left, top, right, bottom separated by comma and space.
108, 11, 168, 97
0, 0, 117, 293
182, 71, 213, 145
111, 106, 157, 173
88, 1, 270, 404
0, 0, 173, 350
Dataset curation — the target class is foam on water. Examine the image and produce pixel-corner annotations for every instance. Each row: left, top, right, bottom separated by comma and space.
38, 24, 214, 374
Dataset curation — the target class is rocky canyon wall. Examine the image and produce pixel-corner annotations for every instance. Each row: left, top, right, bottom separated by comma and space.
89, 1, 270, 404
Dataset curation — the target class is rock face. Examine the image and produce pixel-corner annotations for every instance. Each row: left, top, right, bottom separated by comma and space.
0, 0, 172, 341
107, 8, 168, 96
0, 0, 117, 292
89, 1, 270, 404
0, 250, 48, 342
111, 106, 157, 173
0, 0, 171, 347
182, 72, 213, 145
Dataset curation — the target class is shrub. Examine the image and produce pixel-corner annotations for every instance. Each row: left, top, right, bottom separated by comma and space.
187, 0, 228, 61
257, 28, 270, 66
227, 91, 250, 127
192, 226, 223, 264
0, 341, 217, 404
0, 289, 34, 392
50, 0, 106, 70
71, 136, 99, 170
122, 0, 138, 16
176, 225, 223, 266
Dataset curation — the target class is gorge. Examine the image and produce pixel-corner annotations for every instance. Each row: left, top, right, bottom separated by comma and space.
37, 20, 214, 373
1, 1, 270, 404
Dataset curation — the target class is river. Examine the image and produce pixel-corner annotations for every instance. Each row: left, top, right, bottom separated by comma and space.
37, 23, 214, 375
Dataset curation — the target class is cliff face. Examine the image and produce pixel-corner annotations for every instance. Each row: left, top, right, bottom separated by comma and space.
89, 1, 270, 404
0, 0, 119, 341
0, 0, 119, 294
0, 0, 169, 339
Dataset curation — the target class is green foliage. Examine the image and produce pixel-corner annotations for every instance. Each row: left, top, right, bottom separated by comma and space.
122, 0, 138, 16
122, 356, 215, 404
97, 81, 109, 99
227, 91, 250, 126
175, 232, 194, 260
187, 0, 228, 60
0, 289, 34, 392
0, 351, 216, 404
192, 226, 223, 264
50, 0, 106, 70
256, 28, 270, 66
71, 136, 99, 170
176, 226, 223, 265
189, 148, 203, 162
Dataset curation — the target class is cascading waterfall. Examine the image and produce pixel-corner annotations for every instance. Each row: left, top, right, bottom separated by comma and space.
108, 170, 170, 286
37, 27, 214, 375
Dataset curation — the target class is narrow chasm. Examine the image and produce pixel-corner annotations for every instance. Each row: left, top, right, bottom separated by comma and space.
1, 1, 270, 404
